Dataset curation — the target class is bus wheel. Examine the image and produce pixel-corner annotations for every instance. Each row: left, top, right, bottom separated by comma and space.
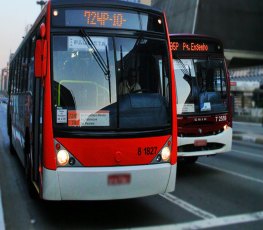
184, 156, 198, 164
9, 140, 16, 155
24, 144, 38, 199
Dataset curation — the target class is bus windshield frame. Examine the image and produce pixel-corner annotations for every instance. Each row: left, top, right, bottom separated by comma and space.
170, 36, 229, 116
173, 57, 228, 115
51, 31, 171, 132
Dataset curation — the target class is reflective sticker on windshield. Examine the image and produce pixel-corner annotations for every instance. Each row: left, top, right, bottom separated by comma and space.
57, 108, 67, 123
68, 36, 108, 52
68, 110, 110, 127
200, 102, 211, 111
177, 103, 195, 113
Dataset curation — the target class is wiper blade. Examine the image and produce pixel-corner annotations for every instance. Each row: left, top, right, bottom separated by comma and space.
175, 56, 191, 76
135, 32, 144, 47
80, 29, 110, 77
79, 29, 112, 103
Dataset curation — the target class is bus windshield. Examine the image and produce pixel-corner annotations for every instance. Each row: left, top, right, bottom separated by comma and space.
52, 35, 170, 130
173, 58, 228, 115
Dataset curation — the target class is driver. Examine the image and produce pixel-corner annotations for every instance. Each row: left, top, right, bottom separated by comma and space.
119, 69, 141, 95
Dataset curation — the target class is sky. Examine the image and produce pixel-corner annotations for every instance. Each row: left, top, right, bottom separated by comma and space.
0, 1, 40, 69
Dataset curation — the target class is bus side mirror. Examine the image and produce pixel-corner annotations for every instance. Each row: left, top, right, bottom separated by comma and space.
34, 39, 47, 78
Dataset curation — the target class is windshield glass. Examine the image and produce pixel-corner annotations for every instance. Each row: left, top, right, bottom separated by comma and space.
52, 35, 171, 130
173, 58, 228, 115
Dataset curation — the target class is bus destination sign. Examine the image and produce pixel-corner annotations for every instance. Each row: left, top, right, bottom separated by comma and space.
170, 40, 221, 53
84, 10, 127, 27
65, 9, 139, 30
52, 8, 165, 32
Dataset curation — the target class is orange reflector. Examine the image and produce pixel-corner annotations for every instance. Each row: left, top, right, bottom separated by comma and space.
55, 143, 61, 150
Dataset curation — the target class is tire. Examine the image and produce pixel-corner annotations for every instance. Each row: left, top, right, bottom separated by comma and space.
183, 156, 198, 164
9, 128, 16, 155
24, 141, 39, 199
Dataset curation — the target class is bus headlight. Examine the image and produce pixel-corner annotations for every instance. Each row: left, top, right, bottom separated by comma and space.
57, 150, 70, 166
161, 147, 171, 162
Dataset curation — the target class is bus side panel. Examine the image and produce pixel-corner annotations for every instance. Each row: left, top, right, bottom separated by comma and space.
11, 94, 26, 166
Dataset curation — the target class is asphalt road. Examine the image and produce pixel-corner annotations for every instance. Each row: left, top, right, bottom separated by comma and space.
0, 103, 263, 229
233, 121, 263, 136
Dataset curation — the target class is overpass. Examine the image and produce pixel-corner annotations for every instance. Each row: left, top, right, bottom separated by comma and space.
152, 0, 263, 68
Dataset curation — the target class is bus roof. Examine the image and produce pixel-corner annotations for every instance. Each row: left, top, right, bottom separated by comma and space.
50, 0, 163, 14
10, 0, 164, 63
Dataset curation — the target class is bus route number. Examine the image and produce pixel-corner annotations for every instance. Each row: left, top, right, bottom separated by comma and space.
215, 115, 227, 122
138, 147, 158, 156
84, 10, 127, 27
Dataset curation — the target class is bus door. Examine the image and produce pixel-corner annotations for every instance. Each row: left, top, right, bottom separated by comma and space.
29, 61, 44, 183
33, 77, 43, 182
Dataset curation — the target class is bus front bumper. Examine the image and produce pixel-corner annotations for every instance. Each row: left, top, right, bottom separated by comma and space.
178, 127, 233, 157
42, 163, 176, 200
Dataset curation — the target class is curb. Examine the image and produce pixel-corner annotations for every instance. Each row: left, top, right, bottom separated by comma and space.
233, 134, 263, 145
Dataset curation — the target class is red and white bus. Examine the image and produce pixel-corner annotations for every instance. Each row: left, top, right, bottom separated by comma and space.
170, 34, 232, 163
7, 0, 177, 200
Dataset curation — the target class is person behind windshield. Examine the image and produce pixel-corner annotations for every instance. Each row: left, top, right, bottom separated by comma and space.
119, 69, 141, 95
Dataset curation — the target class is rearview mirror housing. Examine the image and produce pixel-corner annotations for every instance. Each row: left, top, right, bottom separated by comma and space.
34, 39, 47, 78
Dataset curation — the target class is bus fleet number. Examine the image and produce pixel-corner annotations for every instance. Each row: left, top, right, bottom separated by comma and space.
138, 147, 158, 156
215, 115, 227, 122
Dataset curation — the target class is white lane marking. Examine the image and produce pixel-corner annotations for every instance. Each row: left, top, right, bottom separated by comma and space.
232, 149, 263, 160
0, 189, 5, 230
160, 193, 216, 219
198, 162, 263, 185
130, 211, 263, 230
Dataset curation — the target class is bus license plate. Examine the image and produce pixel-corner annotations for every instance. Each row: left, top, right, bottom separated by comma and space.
194, 139, 207, 147
108, 174, 131, 185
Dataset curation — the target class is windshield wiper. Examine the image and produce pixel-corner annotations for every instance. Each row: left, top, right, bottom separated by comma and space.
80, 29, 111, 103
80, 29, 109, 76
105, 45, 112, 103
135, 32, 144, 47
175, 56, 191, 77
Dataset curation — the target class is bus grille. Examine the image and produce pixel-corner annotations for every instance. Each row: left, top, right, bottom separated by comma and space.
178, 128, 224, 137
178, 143, 225, 152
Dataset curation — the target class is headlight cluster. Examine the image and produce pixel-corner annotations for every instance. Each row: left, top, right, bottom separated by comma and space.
152, 138, 172, 164
161, 147, 171, 161
57, 149, 70, 166
55, 141, 80, 167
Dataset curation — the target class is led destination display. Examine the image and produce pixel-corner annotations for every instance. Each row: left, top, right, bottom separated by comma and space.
170, 40, 222, 53
52, 8, 165, 32
66, 10, 131, 28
